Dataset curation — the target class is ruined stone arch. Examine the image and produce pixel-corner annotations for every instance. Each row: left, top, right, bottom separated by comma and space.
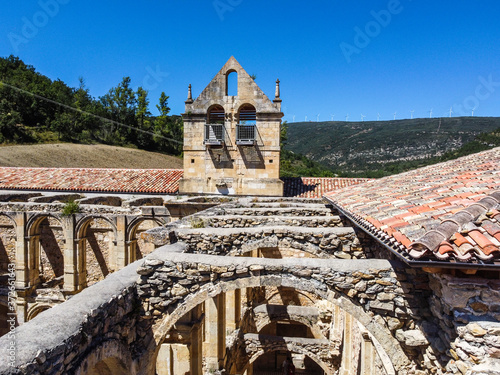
75, 215, 117, 239
26, 303, 52, 321
147, 274, 403, 374
126, 217, 166, 261
26, 213, 66, 282
126, 217, 166, 242
261, 286, 318, 308
26, 213, 63, 236
73, 339, 134, 375
227, 236, 333, 259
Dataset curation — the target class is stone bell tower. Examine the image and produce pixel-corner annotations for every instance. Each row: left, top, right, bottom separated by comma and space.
179, 57, 284, 196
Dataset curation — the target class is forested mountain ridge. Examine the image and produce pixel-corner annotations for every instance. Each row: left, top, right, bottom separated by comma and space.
286, 118, 500, 177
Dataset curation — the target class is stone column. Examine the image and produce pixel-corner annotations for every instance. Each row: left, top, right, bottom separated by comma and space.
203, 297, 219, 371
360, 330, 375, 375
74, 238, 87, 290
191, 304, 203, 375
157, 344, 191, 375
14, 213, 39, 324
339, 310, 353, 375
330, 304, 344, 345
28, 234, 40, 286
217, 292, 226, 368
226, 290, 236, 335
226, 290, 240, 335
14, 212, 30, 289
62, 216, 78, 292
115, 215, 129, 269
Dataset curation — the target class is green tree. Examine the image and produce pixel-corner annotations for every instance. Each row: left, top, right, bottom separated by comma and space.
153, 92, 182, 154
135, 86, 153, 148
280, 120, 288, 150
72, 77, 98, 142
99, 77, 137, 144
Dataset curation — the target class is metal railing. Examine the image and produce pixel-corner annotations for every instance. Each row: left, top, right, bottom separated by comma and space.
204, 123, 225, 145
236, 124, 256, 145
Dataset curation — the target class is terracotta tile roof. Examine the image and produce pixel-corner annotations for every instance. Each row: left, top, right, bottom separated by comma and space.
324, 147, 500, 267
0, 168, 370, 198
0, 168, 184, 194
282, 177, 371, 198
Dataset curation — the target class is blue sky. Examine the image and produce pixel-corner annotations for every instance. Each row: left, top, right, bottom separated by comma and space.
1, 1, 500, 122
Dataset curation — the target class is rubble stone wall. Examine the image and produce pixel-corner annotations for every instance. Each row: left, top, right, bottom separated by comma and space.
428, 273, 500, 374
174, 226, 364, 259
1, 242, 499, 375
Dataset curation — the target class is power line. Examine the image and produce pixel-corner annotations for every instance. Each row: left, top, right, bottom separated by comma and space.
0, 81, 183, 145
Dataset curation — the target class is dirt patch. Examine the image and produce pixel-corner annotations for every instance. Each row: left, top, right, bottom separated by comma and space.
0, 143, 183, 169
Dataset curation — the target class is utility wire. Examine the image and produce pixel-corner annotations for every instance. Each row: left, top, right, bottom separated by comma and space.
0, 81, 183, 145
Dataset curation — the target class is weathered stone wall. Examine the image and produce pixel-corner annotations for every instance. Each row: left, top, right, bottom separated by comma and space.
39, 217, 65, 282
174, 226, 364, 259
85, 218, 115, 286
209, 206, 334, 217
0, 215, 15, 272
428, 273, 500, 374
197, 214, 343, 228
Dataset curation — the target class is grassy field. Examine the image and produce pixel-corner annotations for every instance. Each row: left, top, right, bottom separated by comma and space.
0, 143, 183, 169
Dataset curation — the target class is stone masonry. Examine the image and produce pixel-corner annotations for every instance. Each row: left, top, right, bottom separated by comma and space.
0, 198, 499, 375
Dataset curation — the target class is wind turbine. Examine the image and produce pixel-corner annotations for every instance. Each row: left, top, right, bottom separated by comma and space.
361, 114, 366, 122
393, 112, 397, 120
429, 109, 433, 118
449, 107, 453, 118
330, 114, 335, 121
377, 113, 381, 121
410, 110, 414, 119
305, 115, 307, 122
317, 114, 320, 122
345, 114, 349, 121
472, 107, 476, 117
292, 115, 296, 122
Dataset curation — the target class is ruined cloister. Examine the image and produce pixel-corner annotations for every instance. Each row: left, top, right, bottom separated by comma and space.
0, 192, 207, 328
0, 196, 498, 375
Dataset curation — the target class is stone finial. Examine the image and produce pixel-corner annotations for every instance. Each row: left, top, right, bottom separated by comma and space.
273, 78, 282, 104
185, 84, 194, 104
